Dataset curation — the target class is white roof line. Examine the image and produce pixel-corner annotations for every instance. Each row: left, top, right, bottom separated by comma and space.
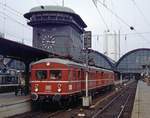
32, 58, 113, 72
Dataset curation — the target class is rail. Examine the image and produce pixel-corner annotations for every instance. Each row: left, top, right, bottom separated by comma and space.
92, 82, 137, 118
92, 89, 126, 118
117, 94, 130, 118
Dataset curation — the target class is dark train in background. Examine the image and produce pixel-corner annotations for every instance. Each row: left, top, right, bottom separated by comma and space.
30, 57, 115, 106
0, 58, 25, 93
0, 73, 19, 93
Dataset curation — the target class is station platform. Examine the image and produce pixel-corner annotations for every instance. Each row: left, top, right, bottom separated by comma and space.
0, 92, 31, 118
132, 80, 150, 118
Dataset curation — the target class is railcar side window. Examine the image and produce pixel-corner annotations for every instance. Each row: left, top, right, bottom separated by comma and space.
50, 70, 61, 80
68, 70, 72, 80
78, 71, 81, 78
36, 70, 47, 80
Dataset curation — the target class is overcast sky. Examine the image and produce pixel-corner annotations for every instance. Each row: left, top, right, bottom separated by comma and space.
0, 0, 150, 58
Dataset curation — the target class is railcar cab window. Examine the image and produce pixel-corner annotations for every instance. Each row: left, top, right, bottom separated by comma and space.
50, 70, 61, 80
36, 70, 47, 80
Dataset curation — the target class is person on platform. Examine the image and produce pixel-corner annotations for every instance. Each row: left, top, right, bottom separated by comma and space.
15, 74, 26, 96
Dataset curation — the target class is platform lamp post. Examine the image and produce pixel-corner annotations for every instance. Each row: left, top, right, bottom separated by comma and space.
82, 48, 91, 107
82, 31, 92, 107
85, 49, 88, 98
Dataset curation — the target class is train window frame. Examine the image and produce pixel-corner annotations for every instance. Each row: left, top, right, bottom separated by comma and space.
50, 70, 62, 80
73, 70, 76, 80
36, 70, 47, 80
101, 72, 104, 76
78, 70, 81, 79
68, 69, 73, 81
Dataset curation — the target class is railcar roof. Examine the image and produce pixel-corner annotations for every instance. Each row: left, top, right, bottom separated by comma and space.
31, 58, 113, 72
31, 58, 84, 67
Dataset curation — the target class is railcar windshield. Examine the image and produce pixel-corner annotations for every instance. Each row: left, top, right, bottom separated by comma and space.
50, 70, 62, 80
36, 70, 47, 80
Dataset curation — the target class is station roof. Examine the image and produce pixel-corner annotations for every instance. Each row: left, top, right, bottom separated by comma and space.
0, 37, 50, 63
116, 48, 150, 73
88, 49, 115, 70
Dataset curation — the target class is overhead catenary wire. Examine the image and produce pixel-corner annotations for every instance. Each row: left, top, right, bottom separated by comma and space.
92, 0, 109, 31
0, 2, 23, 16
134, 30, 150, 44
94, 0, 150, 44
129, 0, 150, 44
0, 11, 31, 30
92, 31, 150, 44
1, 0, 6, 36
92, 31, 150, 37
130, 0, 150, 44
95, 0, 134, 30
0, 1, 30, 31
131, 0, 150, 28
0, 1, 31, 44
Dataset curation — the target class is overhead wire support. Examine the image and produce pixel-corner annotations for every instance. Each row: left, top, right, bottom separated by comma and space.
92, 0, 109, 31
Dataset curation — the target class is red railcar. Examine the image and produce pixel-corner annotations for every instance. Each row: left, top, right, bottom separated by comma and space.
30, 58, 115, 104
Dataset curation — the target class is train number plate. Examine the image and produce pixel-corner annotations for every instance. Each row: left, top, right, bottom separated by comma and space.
45, 85, 51, 91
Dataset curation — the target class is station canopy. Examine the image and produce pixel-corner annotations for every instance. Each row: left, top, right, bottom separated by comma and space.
116, 48, 150, 73
0, 37, 51, 63
88, 49, 115, 70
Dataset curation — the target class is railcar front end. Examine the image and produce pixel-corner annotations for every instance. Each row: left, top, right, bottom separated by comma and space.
30, 58, 82, 104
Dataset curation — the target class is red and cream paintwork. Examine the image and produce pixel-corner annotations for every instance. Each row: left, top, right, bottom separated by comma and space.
30, 58, 115, 101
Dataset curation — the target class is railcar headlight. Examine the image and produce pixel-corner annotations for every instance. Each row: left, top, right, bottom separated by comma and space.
57, 83, 62, 92
34, 85, 39, 92
46, 62, 50, 66
57, 88, 61, 92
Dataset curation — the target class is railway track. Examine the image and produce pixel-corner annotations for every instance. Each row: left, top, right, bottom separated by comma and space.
10, 110, 65, 118
10, 105, 66, 118
91, 82, 137, 118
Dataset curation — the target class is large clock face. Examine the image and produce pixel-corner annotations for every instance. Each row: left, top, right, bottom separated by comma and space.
41, 33, 55, 50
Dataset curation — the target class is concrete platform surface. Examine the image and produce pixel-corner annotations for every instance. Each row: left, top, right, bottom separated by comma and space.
132, 80, 150, 118
0, 92, 30, 105
0, 92, 31, 118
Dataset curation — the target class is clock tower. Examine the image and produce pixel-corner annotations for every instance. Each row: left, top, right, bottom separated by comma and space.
24, 5, 87, 62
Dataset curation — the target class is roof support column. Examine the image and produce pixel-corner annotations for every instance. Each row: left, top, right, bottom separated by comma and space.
24, 61, 30, 95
